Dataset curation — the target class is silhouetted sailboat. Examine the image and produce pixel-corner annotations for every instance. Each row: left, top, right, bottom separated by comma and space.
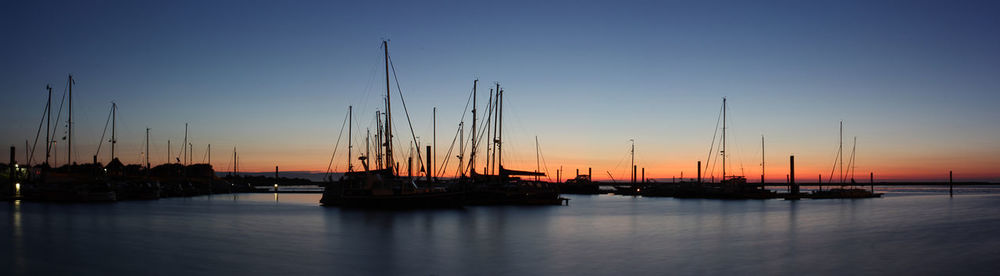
320, 41, 463, 208
810, 122, 882, 199
673, 97, 777, 199
22, 75, 117, 202
461, 82, 563, 205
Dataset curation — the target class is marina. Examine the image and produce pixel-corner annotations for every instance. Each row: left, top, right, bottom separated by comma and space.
3, 1, 1000, 274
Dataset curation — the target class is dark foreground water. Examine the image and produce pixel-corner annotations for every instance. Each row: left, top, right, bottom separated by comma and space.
3, 186, 1000, 275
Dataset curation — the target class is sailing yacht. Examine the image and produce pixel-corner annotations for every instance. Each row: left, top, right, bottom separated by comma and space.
673, 97, 777, 199
810, 122, 882, 199
320, 41, 464, 208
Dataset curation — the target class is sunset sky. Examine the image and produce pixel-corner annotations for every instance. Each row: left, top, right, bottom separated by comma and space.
2, 0, 998, 182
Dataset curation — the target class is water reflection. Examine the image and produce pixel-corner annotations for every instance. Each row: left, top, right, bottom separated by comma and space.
3, 190, 1000, 275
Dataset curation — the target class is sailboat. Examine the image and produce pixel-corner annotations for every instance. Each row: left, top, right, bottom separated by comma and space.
22, 75, 117, 202
320, 41, 464, 208
809, 122, 882, 199
461, 83, 564, 205
673, 97, 777, 199
613, 139, 643, 196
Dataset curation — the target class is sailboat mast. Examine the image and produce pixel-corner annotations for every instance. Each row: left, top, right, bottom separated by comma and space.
348, 105, 353, 172
840, 120, 843, 185
383, 40, 393, 174
851, 136, 857, 182
433, 107, 436, 180
470, 79, 477, 176
535, 136, 540, 182
761, 135, 765, 184
46, 85, 52, 165
458, 122, 464, 177
183, 123, 188, 165
490, 86, 498, 174
498, 87, 503, 172
486, 88, 494, 174
111, 102, 116, 161
365, 128, 370, 171
68, 74, 73, 166
631, 139, 635, 184
375, 111, 382, 170
722, 97, 727, 182
145, 128, 150, 170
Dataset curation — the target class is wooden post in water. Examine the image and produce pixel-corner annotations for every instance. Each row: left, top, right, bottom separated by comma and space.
697, 161, 701, 183
870, 172, 874, 193
790, 155, 798, 195
641, 168, 645, 183
950, 170, 953, 196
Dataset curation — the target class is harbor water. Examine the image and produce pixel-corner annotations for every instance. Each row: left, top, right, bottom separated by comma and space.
3, 186, 999, 275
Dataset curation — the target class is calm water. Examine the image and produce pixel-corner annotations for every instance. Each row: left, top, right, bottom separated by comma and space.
3, 187, 999, 275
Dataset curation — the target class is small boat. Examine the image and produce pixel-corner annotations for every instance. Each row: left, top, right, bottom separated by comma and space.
466, 168, 563, 205
807, 121, 882, 199
810, 187, 882, 199
673, 98, 779, 199
322, 169, 463, 208
559, 173, 601, 194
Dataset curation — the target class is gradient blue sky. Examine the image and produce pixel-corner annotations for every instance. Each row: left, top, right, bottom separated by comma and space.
2, 0, 998, 181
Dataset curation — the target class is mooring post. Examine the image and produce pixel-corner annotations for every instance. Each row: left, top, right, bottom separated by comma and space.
697, 161, 702, 183
790, 155, 798, 195
870, 172, 874, 193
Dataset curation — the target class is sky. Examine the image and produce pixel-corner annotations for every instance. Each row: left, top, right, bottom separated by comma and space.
2, 0, 998, 182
